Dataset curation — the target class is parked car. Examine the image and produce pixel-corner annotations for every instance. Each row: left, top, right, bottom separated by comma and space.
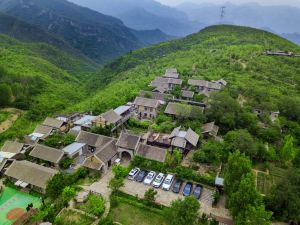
143, 171, 156, 185
172, 179, 183, 193
193, 184, 202, 199
135, 170, 148, 182
162, 174, 175, 191
183, 182, 193, 196
152, 173, 165, 188
128, 167, 140, 180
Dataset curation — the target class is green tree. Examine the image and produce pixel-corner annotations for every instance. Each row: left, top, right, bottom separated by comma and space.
280, 135, 297, 165
112, 165, 128, 179
144, 188, 157, 204
62, 186, 76, 204
235, 205, 272, 225
229, 173, 263, 217
108, 177, 124, 192
0, 83, 12, 107
193, 140, 224, 165
267, 169, 300, 222
84, 194, 105, 217
46, 173, 67, 199
224, 151, 252, 196
224, 129, 259, 159
165, 196, 200, 225
165, 148, 183, 168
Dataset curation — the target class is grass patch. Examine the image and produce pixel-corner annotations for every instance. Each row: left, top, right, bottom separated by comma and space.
55, 209, 94, 225
108, 192, 167, 225
0, 111, 10, 123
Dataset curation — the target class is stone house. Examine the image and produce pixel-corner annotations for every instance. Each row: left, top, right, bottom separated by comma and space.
133, 97, 161, 119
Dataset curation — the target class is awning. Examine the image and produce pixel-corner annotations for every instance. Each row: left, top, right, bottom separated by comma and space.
15, 180, 23, 186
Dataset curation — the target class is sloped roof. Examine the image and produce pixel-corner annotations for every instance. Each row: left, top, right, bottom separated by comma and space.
164, 68, 179, 79
170, 127, 199, 147
63, 142, 86, 155
34, 125, 53, 135
164, 102, 204, 118
139, 91, 171, 102
82, 155, 103, 170
116, 132, 140, 151
188, 79, 222, 90
101, 109, 122, 124
202, 122, 219, 134
136, 143, 167, 162
185, 128, 199, 147
134, 97, 160, 108
76, 131, 114, 147
182, 90, 194, 98
95, 140, 118, 163
30, 144, 64, 164
114, 106, 131, 115
1, 141, 24, 154
5, 160, 58, 189
42, 117, 64, 129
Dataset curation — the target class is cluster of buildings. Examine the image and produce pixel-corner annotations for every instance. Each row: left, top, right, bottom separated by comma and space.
0, 68, 225, 193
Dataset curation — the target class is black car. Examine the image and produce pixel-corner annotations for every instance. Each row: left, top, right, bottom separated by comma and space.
172, 179, 183, 193
183, 182, 193, 196
135, 170, 148, 182
193, 184, 202, 199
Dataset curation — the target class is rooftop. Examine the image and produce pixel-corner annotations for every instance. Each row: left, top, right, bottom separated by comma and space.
0, 141, 24, 154
76, 131, 114, 147
164, 102, 204, 118
42, 117, 65, 129
116, 132, 141, 151
62, 142, 86, 155
114, 105, 131, 115
101, 109, 122, 124
134, 97, 160, 108
30, 144, 64, 164
136, 143, 167, 162
5, 160, 58, 189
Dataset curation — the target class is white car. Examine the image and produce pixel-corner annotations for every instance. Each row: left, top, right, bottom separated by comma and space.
128, 167, 140, 180
152, 173, 165, 188
143, 171, 156, 185
162, 174, 175, 191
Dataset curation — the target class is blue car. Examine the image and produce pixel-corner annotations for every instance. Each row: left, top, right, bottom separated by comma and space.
182, 182, 193, 196
193, 184, 202, 199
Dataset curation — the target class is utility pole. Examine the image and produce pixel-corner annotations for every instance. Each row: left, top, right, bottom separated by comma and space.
220, 6, 226, 24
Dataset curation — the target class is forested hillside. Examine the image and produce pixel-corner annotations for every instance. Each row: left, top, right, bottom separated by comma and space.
71, 25, 300, 223
0, 34, 97, 143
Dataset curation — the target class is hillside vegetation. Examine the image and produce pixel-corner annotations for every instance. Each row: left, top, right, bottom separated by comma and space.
0, 34, 97, 144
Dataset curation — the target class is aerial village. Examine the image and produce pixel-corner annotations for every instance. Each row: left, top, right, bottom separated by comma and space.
0, 68, 281, 225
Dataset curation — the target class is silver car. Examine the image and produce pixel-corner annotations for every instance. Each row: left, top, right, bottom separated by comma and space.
152, 173, 165, 188
128, 167, 140, 180
143, 171, 156, 185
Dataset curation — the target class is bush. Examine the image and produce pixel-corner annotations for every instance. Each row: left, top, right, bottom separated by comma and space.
83, 194, 106, 217
59, 158, 74, 169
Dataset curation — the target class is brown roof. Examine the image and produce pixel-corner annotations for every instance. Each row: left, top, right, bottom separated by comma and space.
76, 131, 114, 147
116, 132, 141, 151
42, 117, 65, 129
185, 128, 200, 147
188, 79, 222, 90
1, 141, 24, 154
164, 102, 204, 118
134, 97, 160, 108
202, 122, 219, 136
101, 109, 122, 124
136, 144, 167, 162
95, 140, 118, 163
182, 90, 194, 98
29, 144, 64, 164
5, 160, 58, 190
34, 125, 53, 135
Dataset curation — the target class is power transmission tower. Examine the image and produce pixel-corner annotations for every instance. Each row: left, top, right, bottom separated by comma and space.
220, 6, 226, 24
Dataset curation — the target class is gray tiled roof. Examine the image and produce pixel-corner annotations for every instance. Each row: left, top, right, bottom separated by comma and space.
1, 141, 24, 154
188, 79, 222, 90
42, 117, 65, 129
95, 140, 118, 163
30, 144, 64, 164
76, 131, 114, 147
116, 132, 141, 151
136, 143, 167, 162
134, 97, 160, 108
5, 160, 58, 189
182, 90, 194, 98
101, 109, 122, 124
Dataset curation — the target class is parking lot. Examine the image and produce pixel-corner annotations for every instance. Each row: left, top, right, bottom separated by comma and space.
121, 178, 214, 207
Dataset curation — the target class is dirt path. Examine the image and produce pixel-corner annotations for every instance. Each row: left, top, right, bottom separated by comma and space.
0, 108, 23, 134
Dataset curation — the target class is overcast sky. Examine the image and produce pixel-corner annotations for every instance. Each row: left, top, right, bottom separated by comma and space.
158, 0, 300, 7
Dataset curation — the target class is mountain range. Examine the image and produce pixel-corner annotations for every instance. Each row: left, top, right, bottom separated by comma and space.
0, 0, 172, 64
69, 0, 300, 45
